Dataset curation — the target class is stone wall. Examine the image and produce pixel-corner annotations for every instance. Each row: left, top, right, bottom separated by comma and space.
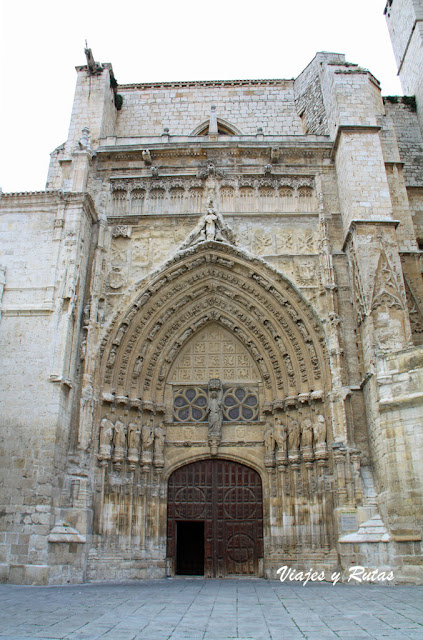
65, 65, 117, 156
385, 0, 423, 136
384, 0, 421, 69
115, 80, 304, 137
294, 52, 343, 136
0, 191, 96, 583
377, 345, 423, 563
384, 100, 423, 187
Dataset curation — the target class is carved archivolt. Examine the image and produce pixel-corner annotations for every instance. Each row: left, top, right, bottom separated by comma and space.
96, 242, 329, 408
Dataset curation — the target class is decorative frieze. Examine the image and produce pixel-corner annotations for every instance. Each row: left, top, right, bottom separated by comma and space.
108, 175, 317, 217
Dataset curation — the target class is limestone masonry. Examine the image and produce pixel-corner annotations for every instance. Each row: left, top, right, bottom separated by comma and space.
1, 0, 423, 584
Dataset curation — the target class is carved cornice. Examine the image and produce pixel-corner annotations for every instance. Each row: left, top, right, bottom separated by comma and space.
109, 175, 315, 193
119, 78, 294, 90
0, 190, 97, 222
97, 143, 332, 163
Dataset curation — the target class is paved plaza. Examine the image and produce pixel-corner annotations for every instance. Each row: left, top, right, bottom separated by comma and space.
0, 578, 423, 640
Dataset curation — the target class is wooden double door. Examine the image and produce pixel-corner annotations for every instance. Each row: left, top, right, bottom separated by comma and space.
167, 460, 263, 577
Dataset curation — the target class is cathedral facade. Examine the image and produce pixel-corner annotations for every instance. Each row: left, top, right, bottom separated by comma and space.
1, 0, 423, 584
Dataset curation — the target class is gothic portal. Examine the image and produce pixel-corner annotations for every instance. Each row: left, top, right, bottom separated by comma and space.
167, 460, 263, 577
90, 241, 336, 580
1, 1, 423, 584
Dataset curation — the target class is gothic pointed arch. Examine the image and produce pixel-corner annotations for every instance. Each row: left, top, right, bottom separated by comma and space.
371, 249, 406, 312
96, 241, 330, 415
191, 119, 242, 136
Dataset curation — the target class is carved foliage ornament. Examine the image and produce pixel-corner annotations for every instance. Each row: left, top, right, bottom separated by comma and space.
109, 176, 314, 197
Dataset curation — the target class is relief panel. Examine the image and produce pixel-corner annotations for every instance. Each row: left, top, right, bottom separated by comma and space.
168, 323, 261, 384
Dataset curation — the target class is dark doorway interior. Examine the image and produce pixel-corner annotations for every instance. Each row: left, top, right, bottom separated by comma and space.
176, 521, 205, 575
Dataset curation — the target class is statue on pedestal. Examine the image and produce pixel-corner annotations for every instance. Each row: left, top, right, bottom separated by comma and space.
98, 415, 114, 462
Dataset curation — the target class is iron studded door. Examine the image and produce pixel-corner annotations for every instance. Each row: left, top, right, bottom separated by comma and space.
167, 460, 263, 577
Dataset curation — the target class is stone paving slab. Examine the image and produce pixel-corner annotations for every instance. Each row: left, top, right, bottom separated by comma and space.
0, 579, 422, 640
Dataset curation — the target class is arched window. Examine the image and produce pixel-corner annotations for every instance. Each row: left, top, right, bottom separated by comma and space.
220, 187, 235, 212
130, 189, 145, 215
188, 188, 203, 212
259, 186, 276, 213
239, 187, 256, 212
169, 188, 185, 214
112, 190, 127, 215
298, 186, 316, 212
149, 188, 166, 214
191, 119, 241, 136
278, 186, 294, 212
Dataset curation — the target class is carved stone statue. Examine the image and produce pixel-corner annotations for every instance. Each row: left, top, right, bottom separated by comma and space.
106, 348, 116, 368
264, 423, 276, 468
179, 328, 193, 343
274, 417, 288, 452
264, 424, 276, 456
113, 324, 127, 346
128, 422, 141, 471
301, 418, 313, 449
142, 420, 155, 451
83, 301, 91, 326
79, 335, 87, 361
141, 419, 154, 466
113, 418, 126, 452
76, 126, 92, 152
154, 423, 166, 456
154, 422, 166, 468
142, 149, 152, 165
287, 415, 300, 451
112, 417, 126, 468
207, 382, 223, 456
128, 421, 141, 451
132, 355, 143, 379
207, 390, 223, 438
79, 384, 94, 450
313, 414, 327, 447
98, 415, 114, 460
204, 207, 217, 241
127, 420, 141, 468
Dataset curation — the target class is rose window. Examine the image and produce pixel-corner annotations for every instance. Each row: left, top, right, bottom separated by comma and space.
223, 387, 258, 422
173, 387, 208, 422
173, 385, 259, 422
